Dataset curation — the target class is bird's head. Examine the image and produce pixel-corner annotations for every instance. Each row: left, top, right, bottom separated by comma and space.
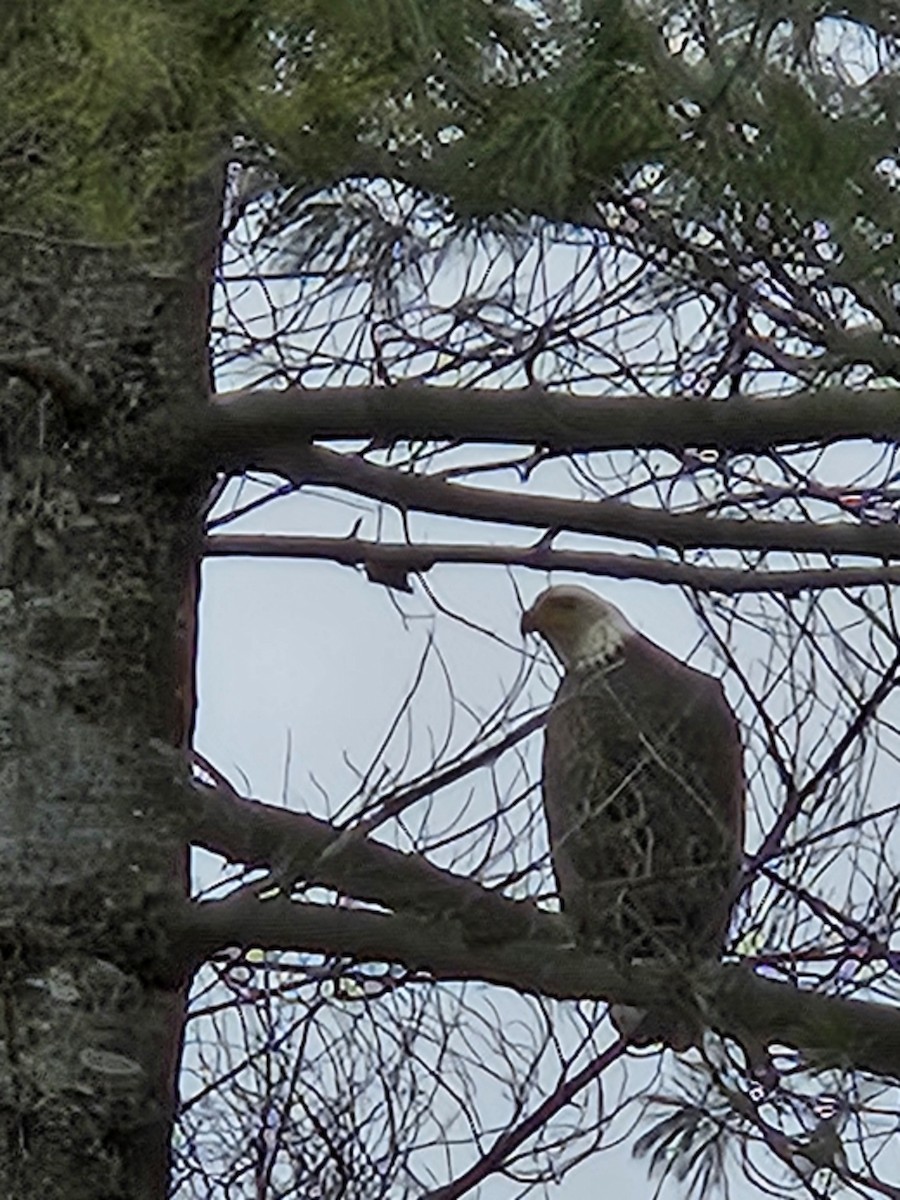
520, 585, 633, 669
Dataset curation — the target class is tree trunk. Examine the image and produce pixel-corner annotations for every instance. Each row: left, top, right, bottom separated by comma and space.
0, 179, 219, 1198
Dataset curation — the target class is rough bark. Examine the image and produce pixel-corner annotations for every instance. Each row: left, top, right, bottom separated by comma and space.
0, 186, 218, 1199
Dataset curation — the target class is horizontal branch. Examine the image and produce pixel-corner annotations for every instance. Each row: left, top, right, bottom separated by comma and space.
208, 384, 900, 455
188, 893, 900, 1084
186, 783, 552, 944
206, 533, 900, 594
269, 444, 900, 558
185, 784, 900, 1082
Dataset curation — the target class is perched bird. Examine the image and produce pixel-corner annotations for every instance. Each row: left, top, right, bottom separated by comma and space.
521, 586, 744, 1047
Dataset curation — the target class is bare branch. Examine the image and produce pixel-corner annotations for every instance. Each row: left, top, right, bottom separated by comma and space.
340, 711, 547, 840
206, 533, 900, 595
422, 1040, 628, 1200
748, 647, 900, 871
186, 893, 900, 1085
274, 444, 900, 559
185, 783, 552, 944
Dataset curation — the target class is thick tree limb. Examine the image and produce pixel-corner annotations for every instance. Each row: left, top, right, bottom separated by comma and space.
206, 533, 900, 594
207, 384, 900, 455
0, 352, 96, 419
186, 783, 553, 944
187, 893, 900, 1084
185, 785, 900, 1083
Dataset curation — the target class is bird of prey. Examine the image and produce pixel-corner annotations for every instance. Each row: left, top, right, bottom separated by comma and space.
521, 585, 744, 1047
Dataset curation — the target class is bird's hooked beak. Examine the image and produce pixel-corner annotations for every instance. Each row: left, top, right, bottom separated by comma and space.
522, 595, 554, 638
521, 594, 560, 642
